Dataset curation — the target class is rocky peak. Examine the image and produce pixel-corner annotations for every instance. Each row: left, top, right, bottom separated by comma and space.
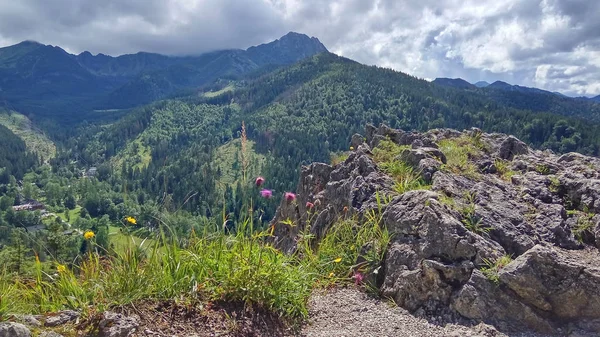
270, 124, 600, 335
246, 32, 328, 66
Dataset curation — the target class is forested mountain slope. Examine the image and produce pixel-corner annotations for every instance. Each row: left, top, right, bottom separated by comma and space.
58, 52, 600, 223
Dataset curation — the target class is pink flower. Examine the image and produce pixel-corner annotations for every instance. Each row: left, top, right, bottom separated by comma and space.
306, 202, 314, 209
260, 189, 273, 199
352, 271, 365, 285
255, 176, 265, 187
284, 192, 296, 202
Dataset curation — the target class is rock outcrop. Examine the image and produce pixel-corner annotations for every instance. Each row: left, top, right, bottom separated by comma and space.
270, 124, 600, 335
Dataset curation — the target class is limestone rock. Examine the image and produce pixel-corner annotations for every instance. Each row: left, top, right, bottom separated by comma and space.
270, 123, 600, 335
0, 323, 31, 337
44, 310, 80, 327
98, 312, 139, 337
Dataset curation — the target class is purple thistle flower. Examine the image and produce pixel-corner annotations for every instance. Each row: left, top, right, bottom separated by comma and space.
306, 201, 314, 209
255, 176, 265, 187
285, 192, 296, 202
352, 271, 365, 285
260, 189, 273, 199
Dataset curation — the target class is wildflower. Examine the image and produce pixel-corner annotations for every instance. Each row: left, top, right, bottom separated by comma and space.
306, 201, 314, 210
352, 271, 365, 285
255, 176, 265, 187
57, 264, 67, 273
260, 189, 273, 199
343, 206, 349, 212
333, 257, 342, 263
350, 146, 355, 151
328, 272, 334, 278
126, 216, 137, 225
83, 231, 95, 240
285, 192, 296, 202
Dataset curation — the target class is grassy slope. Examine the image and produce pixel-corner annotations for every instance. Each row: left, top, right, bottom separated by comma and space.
212, 138, 266, 188
0, 110, 56, 162
202, 84, 235, 98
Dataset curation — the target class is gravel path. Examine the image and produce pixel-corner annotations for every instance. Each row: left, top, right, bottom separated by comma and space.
299, 288, 545, 337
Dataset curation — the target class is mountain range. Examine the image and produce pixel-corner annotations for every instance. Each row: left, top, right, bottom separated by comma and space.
0, 32, 327, 121
434, 77, 599, 101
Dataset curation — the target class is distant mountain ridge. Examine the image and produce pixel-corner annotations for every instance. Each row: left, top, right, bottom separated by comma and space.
432, 78, 475, 89
0, 32, 328, 119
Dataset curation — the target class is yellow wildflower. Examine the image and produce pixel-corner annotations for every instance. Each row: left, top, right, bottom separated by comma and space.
350, 146, 355, 151
334, 257, 342, 263
57, 264, 67, 273
126, 216, 137, 225
83, 231, 95, 240
328, 272, 334, 278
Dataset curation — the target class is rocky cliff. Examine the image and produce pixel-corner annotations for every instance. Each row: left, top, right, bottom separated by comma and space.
270, 124, 600, 335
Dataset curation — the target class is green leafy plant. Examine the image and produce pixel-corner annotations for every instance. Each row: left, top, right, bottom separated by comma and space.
481, 255, 513, 284
572, 210, 596, 243
535, 164, 550, 175
459, 191, 491, 234
548, 176, 561, 193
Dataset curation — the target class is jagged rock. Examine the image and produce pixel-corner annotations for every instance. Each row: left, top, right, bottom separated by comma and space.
44, 310, 80, 327
350, 133, 364, 149
0, 322, 31, 337
498, 135, 529, 160
98, 312, 139, 337
270, 147, 394, 253
454, 245, 600, 333
271, 124, 600, 335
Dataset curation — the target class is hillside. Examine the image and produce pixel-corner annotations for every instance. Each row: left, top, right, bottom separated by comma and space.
0, 110, 56, 162
57, 52, 600, 225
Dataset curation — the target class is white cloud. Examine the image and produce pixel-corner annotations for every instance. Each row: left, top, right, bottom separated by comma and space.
0, 0, 598, 95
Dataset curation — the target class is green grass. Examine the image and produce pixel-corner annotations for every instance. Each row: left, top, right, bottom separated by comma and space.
330, 151, 349, 166
56, 206, 82, 223
571, 211, 595, 243
108, 225, 157, 252
202, 84, 235, 98
494, 159, 516, 181
372, 139, 430, 194
438, 135, 482, 179
0, 213, 390, 321
481, 255, 513, 284
0, 110, 56, 162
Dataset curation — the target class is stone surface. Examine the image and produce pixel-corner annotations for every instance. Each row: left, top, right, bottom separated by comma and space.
0, 322, 31, 337
44, 310, 80, 327
271, 124, 600, 335
98, 311, 139, 337
11, 315, 42, 327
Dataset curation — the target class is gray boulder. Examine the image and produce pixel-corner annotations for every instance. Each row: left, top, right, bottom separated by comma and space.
44, 310, 80, 327
0, 323, 31, 337
98, 312, 139, 337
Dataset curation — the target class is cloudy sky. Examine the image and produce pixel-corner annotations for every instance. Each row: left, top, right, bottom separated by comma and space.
0, 0, 599, 96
